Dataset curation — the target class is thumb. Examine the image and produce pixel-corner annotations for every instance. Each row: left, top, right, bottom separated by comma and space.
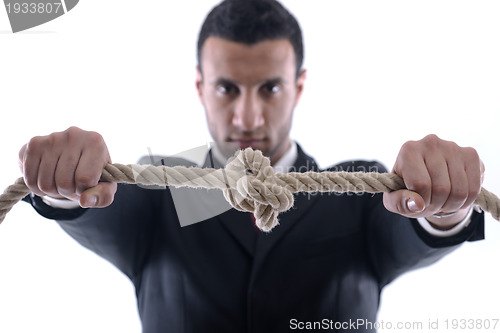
79, 182, 117, 208
383, 189, 425, 217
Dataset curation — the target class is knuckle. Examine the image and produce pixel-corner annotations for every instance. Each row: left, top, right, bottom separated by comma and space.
26, 136, 45, 152
24, 177, 39, 192
56, 177, 75, 192
432, 183, 451, 197
451, 186, 469, 201
60, 153, 81, 168
62, 127, 105, 151
86, 131, 105, 147
45, 132, 63, 150
409, 179, 430, 194
421, 134, 451, 151
469, 183, 482, 199
397, 141, 418, 163
424, 133, 440, 141
463, 146, 479, 161
38, 180, 55, 194
64, 126, 83, 137
64, 126, 85, 143
75, 173, 98, 188
400, 140, 417, 154
422, 134, 440, 145
18, 144, 27, 162
26, 131, 66, 156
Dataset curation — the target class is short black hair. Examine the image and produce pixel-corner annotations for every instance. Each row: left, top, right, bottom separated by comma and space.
197, 0, 304, 78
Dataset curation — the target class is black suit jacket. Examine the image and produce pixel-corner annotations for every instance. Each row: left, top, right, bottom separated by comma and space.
25, 144, 484, 332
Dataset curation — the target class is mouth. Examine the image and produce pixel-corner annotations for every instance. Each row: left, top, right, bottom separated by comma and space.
230, 138, 266, 149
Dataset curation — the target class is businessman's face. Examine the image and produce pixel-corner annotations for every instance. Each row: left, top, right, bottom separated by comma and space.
196, 37, 306, 164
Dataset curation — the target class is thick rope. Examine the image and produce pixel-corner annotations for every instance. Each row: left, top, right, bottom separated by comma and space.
1, 148, 499, 232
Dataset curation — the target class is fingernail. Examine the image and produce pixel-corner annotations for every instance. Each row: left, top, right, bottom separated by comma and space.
407, 198, 422, 212
83, 195, 97, 208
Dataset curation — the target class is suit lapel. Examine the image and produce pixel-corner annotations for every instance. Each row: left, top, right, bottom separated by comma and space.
202, 149, 258, 256
250, 144, 320, 279
216, 208, 258, 257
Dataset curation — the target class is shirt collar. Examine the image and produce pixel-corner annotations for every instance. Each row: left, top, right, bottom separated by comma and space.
210, 141, 298, 173
273, 141, 297, 173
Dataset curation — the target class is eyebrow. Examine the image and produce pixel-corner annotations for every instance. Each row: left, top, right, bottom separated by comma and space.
263, 77, 287, 86
209, 77, 288, 86
209, 77, 239, 86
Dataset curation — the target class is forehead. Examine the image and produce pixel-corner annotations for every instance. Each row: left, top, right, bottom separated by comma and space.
200, 37, 296, 83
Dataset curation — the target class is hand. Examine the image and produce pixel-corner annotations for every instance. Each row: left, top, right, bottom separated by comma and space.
18, 126, 116, 208
383, 134, 485, 229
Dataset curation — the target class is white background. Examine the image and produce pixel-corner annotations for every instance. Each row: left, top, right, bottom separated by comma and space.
0, 1, 499, 332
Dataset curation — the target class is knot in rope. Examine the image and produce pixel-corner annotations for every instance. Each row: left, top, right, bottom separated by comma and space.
222, 148, 294, 232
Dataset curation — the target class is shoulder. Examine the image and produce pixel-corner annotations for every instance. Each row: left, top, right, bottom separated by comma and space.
295, 143, 387, 174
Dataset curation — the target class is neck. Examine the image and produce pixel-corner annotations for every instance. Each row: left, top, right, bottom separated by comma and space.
270, 138, 292, 165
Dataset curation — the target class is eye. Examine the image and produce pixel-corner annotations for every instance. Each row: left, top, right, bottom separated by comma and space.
262, 83, 281, 94
216, 84, 239, 95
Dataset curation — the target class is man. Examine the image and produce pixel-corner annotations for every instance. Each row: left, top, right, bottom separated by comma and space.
20, 0, 484, 332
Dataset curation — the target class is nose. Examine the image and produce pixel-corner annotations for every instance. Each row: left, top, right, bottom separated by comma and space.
232, 91, 264, 131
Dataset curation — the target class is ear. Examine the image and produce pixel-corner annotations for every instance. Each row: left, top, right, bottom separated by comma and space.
195, 65, 204, 103
294, 69, 307, 108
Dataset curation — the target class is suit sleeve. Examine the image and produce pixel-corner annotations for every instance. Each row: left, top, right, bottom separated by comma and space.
21, 155, 192, 280
23, 183, 164, 280
365, 195, 484, 287
333, 160, 485, 287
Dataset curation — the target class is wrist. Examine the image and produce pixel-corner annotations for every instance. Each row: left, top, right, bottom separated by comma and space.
41, 195, 81, 209
417, 206, 474, 238
426, 207, 472, 230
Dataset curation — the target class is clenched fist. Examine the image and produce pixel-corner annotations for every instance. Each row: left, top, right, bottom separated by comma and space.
383, 134, 485, 229
18, 126, 117, 208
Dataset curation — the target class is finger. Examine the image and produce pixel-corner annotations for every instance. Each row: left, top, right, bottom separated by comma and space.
37, 152, 61, 198
423, 155, 450, 214
74, 137, 110, 196
80, 182, 117, 208
54, 150, 82, 201
394, 155, 432, 208
18, 144, 27, 174
480, 160, 485, 184
23, 152, 43, 197
21, 139, 44, 197
463, 148, 483, 209
383, 189, 425, 217
440, 160, 468, 213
